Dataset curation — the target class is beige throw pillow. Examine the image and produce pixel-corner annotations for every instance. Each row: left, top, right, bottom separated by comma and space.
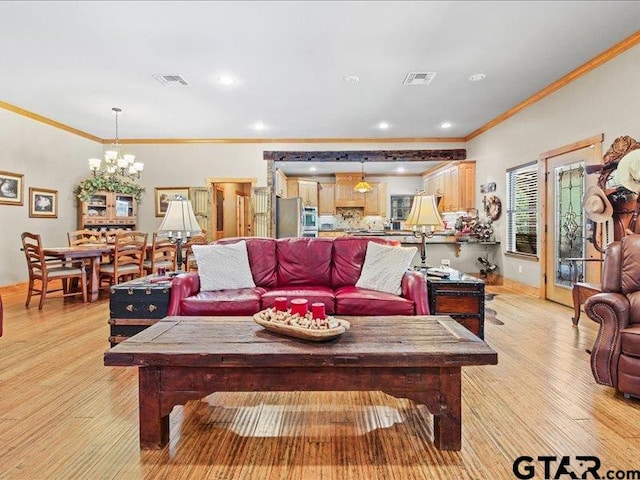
192, 241, 256, 291
355, 241, 417, 295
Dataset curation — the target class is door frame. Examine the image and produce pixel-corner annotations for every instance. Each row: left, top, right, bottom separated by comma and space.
205, 177, 257, 240
539, 133, 604, 300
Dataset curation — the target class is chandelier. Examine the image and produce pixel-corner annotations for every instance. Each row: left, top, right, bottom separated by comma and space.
88, 107, 144, 180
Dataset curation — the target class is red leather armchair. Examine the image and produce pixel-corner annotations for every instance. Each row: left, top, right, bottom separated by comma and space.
168, 236, 429, 317
585, 234, 640, 398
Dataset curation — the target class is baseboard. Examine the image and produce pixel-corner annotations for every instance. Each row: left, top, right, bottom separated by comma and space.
0, 282, 27, 296
500, 277, 540, 297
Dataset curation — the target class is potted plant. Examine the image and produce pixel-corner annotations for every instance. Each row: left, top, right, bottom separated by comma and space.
75, 176, 145, 202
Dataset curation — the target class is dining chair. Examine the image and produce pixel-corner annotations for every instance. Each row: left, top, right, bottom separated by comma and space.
143, 232, 177, 275
67, 229, 105, 246
99, 231, 148, 286
21, 232, 88, 310
183, 231, 207, 272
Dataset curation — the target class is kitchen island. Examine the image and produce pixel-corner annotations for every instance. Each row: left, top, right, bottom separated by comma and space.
318, 230, 500, 278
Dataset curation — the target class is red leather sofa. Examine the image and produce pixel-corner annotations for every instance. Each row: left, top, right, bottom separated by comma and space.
585, 234, 640, 398
168, 236, 428, 317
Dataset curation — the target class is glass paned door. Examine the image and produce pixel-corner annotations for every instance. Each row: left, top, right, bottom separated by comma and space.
554, 162, 585, 287
544, 139, 602, 308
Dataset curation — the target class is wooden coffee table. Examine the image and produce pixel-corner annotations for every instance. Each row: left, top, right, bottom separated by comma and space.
104, 315, 498, 450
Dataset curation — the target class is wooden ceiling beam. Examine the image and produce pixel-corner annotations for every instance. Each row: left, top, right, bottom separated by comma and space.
264, 149, 466, 162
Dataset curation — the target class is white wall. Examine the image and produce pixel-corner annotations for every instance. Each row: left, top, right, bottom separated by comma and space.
468, 44, 640, 287
1, 109, 102, 286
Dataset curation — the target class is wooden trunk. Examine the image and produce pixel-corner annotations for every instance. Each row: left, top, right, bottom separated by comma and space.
109, 276, 172, 346
427, 275, 485, 338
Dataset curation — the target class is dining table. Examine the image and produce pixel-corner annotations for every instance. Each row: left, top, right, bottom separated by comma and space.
42, 244, 113, 302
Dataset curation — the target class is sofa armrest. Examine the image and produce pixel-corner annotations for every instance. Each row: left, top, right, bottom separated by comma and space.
167, 272, 201, 316
401, 270, 429, 315
585, 292, 630, 387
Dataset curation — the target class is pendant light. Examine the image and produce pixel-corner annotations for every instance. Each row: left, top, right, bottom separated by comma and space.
354, 160, 373, 193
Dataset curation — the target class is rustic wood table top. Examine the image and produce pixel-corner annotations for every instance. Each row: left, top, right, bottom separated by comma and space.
104, 315, 498, 368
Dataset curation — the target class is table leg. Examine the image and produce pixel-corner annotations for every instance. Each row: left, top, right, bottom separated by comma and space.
433, 368, 462, 450
88, 255, 100, 302
571, 284, 581, 325
139, 367, 169, 449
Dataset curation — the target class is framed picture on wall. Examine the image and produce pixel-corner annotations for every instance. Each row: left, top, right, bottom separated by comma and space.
0, 171, 24, 206
29, 187, 58, 218
155, 187, 190, 217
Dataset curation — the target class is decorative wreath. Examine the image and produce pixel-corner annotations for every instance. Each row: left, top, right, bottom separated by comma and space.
484, 194, 502, 221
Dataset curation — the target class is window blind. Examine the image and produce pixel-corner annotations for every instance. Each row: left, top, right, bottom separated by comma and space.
506, 162, 538, 255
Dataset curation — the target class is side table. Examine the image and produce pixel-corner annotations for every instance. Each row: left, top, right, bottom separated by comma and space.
108, 275, 173, 346
425, 270, 485, 339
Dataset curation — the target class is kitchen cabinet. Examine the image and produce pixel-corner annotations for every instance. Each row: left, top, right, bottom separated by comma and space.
423, 161, 476, 212
275, 169, 288, 198
318, 183, 335, 215
364, 182, 387, 216
334, 173, 365, 207
78, 191, 137, 229
287, 178, 318, 207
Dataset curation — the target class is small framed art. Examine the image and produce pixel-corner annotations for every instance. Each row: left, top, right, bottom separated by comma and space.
0, 171, 24, 206
155, 187, 190, 217
29, 187, 58, 218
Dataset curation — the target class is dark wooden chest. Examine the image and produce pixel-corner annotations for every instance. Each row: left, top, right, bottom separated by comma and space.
109, 276, 172, 346
427, 273, 485, 339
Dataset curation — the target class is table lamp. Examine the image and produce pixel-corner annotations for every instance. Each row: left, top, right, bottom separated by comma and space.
158, 195, 202, 270
404, 193, 444, 270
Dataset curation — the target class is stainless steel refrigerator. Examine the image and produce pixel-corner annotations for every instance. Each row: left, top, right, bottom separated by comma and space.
276, 197, 303, 238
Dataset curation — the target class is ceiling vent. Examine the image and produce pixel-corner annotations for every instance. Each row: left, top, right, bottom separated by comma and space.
403, 72, 437, 85
153, 74, 190, 87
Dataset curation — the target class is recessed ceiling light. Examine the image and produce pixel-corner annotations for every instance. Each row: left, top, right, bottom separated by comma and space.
218, 75, 235, 85
397, 166, 405, 173
440, 122, 452, 129
310, 166, 317, 172
377, 122, 390, 130
253, 122, 265, 131
469, 73, 486, 82
345, 75, 359, 83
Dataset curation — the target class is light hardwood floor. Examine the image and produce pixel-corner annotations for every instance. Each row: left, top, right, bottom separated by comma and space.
1, 286, 639, 479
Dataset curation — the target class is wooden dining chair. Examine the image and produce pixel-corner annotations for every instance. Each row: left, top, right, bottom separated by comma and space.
21, 232, 88, 310
67, 229, 105, 246
99, 231, 148, 286
143, 233, 177, 275
183, 231, 207, 272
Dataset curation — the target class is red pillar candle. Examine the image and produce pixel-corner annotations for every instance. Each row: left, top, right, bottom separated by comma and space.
311, 302, 326, 320
274, 297, 288, 312
290, 298, 309, 316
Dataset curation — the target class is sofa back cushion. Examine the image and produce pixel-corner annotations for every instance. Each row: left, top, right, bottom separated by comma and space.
276, 237, 333, 286
215, 237, 278, 288
331, 236, 400, 288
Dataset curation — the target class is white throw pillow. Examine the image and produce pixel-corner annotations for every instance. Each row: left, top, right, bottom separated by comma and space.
192, 241, 256, 291
355, 241, 417, 295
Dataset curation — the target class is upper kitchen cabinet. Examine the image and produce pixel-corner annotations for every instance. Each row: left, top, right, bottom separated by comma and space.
287, 178, 318, 207
275, 169, 288, 198
334, 173, 365, 208
423, 161, 476, 212
318, 183, 335, 215
364, 182, 387, 216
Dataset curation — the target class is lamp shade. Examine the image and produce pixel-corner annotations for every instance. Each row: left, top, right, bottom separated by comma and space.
404, 193, 444, 227
158, 196, 202, 234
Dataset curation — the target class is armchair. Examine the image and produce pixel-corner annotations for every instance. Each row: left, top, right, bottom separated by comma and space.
585, 234, 640, 398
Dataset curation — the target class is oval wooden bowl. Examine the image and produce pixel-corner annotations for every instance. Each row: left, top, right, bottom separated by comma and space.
253, 314, 350, 342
